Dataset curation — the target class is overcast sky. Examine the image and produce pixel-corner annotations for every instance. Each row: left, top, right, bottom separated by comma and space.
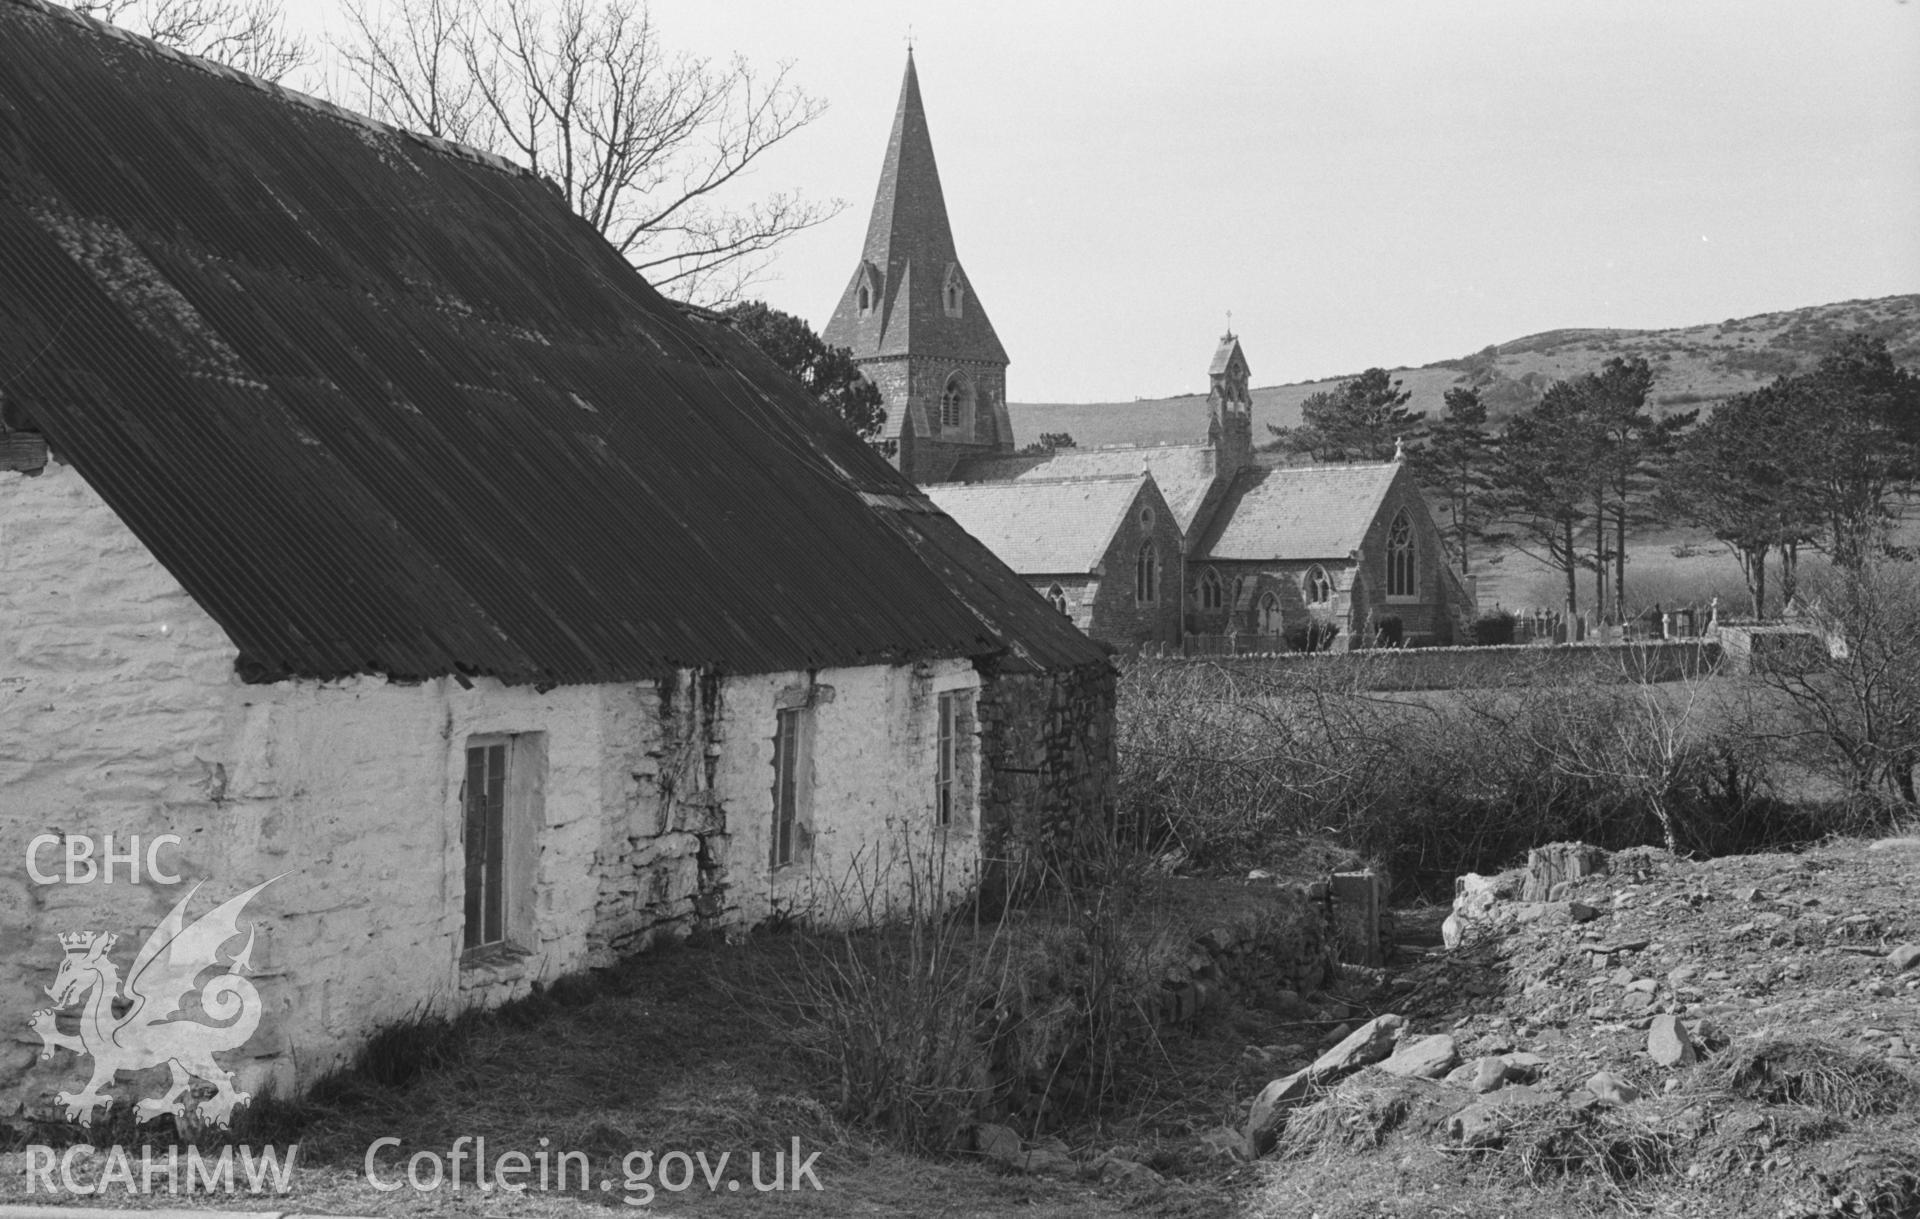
286, 0, 1920, 402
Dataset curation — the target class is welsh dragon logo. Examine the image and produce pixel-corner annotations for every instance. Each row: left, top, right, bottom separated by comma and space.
30, 876, 283, 1128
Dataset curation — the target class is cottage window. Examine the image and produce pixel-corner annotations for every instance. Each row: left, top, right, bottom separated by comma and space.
1306, 565, 1333, 607
935, 690, 975, 829
462, 733, 543, 957
1387, 511, 1415, 599
1135, 543, 1158, 605
770, 706, 811, 869
1047, 583, 1070, 615
1199, 567, 1223, 611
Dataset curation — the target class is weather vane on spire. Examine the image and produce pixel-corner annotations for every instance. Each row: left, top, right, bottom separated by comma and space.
906, 24, 914, 52
1226, 309, 1234, 339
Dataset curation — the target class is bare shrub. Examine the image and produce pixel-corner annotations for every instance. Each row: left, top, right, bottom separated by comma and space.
767, 831, 1168, 1151
1115, 652, 1809, 897
1500, 1107, 1682, 1189
1759, 560, 1920, 813
1271, 1077, 1422, 1158
1720, 1038, 1920, 1118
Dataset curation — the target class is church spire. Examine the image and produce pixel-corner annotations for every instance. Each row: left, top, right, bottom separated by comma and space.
825, 53, 1004, 365
858, 50, 955, 278
823, 53, 1011, 482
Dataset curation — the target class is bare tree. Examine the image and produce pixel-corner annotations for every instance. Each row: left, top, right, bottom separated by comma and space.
1517, 653, 1724, 854
1760, 560, 1920, 810
334, 0, 840, 303
72, 0, 310, 81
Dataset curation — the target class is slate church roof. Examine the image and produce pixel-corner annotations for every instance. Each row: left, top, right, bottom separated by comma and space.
1194, 462, 1407, 562
1209, 334, 1249, 377
0, 0, 1101, 685
821, 52, 1007, 368
924, 475, 1156, 575
949, 444, 1221, 537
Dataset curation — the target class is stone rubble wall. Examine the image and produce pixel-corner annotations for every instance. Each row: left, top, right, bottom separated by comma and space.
1151, 878, 1348, 1025
586, 660, 984, 961
983, 875, 1356, 1132
1711, 623, 1832, 676
973, 657, 1117, 907
1153, 638, 1722, 691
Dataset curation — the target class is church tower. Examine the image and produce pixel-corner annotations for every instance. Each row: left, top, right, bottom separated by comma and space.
1207, 331, 1254, 480
823, 52, 1012, 484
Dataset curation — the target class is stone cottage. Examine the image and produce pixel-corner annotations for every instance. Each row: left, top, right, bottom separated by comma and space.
0, 0, 1111, 1121
923, 475, 1185, 648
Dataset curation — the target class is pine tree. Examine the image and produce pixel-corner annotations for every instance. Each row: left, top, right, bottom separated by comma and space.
1411, 386, 1497, 574
1784, 336, 1920, 568
1667, 384, 1818, 617
1491, 381, 1604, 614
723, 301, 887, 439
1268, 369, 1426, 462
1584, 356, 1695, 620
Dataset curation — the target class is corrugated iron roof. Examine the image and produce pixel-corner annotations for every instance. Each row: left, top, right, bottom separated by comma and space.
924, 476, 1151, 575
1196, 462, 1405, 562
864, 498, 1113, 674
0, 0, 1102, 685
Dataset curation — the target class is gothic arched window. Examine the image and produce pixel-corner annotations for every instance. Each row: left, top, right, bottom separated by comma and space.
943, 265, 964, 318
1258, 592, 1282, 635
1199, 566, 1223, 611
940, 372, 973, 430
857, 283, 871, 312
1387, 511, 1415, 598
1047, 584, 1069, 616
1135, 544, 1158, 606
1305, 565, 1333, 607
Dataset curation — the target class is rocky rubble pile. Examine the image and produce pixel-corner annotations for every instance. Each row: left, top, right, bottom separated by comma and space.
1241, 838, 1920, 1218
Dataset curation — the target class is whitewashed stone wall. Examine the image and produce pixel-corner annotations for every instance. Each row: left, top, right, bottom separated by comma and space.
1, 461, 982, 1115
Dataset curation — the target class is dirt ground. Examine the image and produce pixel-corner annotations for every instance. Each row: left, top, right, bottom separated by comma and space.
4, 839, 1915, 1217
0, 883, 1277, 1217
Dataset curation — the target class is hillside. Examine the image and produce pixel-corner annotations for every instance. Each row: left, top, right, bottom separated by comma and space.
1009, 294, 1920, 450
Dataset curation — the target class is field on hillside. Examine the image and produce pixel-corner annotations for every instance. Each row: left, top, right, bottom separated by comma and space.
1010, 367, 1461, 451
1470, 531, 1774, 615
1473, 509, 1920, 617
1009, 294, 1920, 451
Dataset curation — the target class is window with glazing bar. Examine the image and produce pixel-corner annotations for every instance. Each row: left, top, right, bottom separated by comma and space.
463, 741, 507, 949
771, 707, 806, 868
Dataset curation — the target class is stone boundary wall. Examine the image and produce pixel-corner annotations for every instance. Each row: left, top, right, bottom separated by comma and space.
1151, 877, 1346, 1028
1153, 639, 1723, 691
988, 873, 1366, 1130
1712, 624, 1832, 676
